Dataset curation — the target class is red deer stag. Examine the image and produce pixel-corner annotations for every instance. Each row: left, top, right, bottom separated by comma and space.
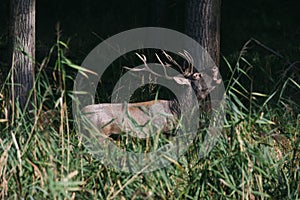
81, 51, 221, 141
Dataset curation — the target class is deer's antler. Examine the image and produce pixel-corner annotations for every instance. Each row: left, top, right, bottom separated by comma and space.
123, 53, 162, 77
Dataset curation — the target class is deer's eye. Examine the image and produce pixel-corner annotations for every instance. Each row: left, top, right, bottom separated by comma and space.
212, 66, 218, 71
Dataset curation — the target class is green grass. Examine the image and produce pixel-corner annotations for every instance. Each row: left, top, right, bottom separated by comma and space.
0, 40, 299, 199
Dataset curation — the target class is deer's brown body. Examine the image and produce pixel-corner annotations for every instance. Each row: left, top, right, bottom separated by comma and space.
82, 100, 175, 138
81, 51, 221, 140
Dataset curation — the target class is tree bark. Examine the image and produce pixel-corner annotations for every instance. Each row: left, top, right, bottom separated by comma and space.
185, 0, 221, 66
9, 0, 36, 111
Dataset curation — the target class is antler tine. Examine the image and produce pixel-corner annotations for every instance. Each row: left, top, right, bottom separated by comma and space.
155, 53, 173, 80
178, 50, 194, 77
186, 51, 195, 76
123, 53, 161, 77
162, 51, 185, 75
183, 50, 194, 68
135, 52, 147, 64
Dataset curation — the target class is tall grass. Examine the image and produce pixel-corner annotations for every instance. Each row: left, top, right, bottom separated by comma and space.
0, 40, 299, 199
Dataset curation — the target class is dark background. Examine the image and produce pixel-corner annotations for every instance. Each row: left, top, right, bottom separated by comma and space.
1, 0, 299, 61
0, 0, 299, 101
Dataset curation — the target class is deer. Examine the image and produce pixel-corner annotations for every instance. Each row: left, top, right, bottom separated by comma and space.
80, 51, 222, 142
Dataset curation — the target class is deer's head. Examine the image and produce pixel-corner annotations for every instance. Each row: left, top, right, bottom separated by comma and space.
126, 51, 222, 102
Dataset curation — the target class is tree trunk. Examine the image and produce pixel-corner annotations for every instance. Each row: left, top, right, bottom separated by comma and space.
185, 0, 221, 66
9, 0, 36, 112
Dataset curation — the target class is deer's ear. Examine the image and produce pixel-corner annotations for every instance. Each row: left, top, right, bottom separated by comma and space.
173, 76, 190, 85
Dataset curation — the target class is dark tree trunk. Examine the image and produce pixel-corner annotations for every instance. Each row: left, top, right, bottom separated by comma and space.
185, 0, 221, 66
9, 0, 36, 111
